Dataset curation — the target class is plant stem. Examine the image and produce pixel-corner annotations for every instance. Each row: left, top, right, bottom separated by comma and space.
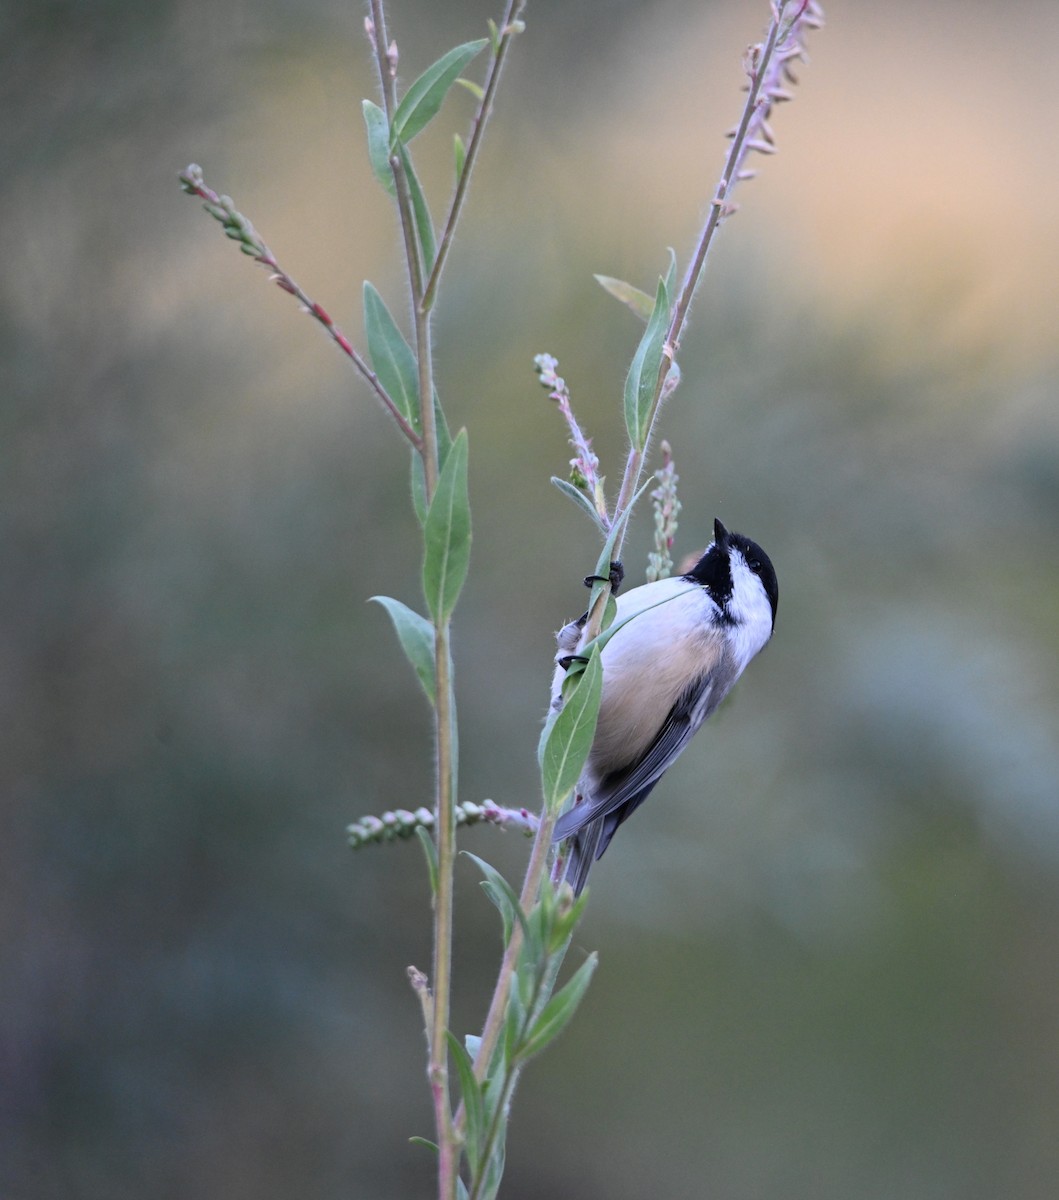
177, 166, 423, 452
421, 0, 526, 313
369, 8, 454, 1197
609, 0, 802, 570
431, 622, 458, 1199
468, 805, 559, 1089
666, 5, 790, 360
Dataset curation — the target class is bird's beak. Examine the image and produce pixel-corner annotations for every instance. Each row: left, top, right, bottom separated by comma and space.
713, 517, 729, 546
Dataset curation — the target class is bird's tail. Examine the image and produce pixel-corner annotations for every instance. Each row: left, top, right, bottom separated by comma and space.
561, 816, 604, 897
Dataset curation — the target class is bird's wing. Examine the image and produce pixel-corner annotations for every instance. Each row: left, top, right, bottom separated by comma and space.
553, 660, 737, 844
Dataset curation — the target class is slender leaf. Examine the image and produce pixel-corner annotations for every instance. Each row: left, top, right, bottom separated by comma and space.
503, 983, 525, 1062
663, 246, 678, 298
477, 1068, 511, 1200
538, 648, 603, 815
410, 396, 452, 527
453, 133, 466, 183
463, 852, 528, 945
362, 100, 396, 196
519, 952, 598, 1060
456, 77, 485, 101
363, 282, 420, 432
594, 273, 654, 322
390, 40, 489, 147
398, 143, 436, 274
433, 388, 453, 465
546, 887, 589, 952
422, 429, 471, 622
551, 476, 607, 532
409, 1136, 439, 1153
586, 504, 634, 629
411, 449, 428, 526
369, 595, 435, 702
446, 1031, 485, 1170
415, 826, 439, 896
623, 276, 671, 450
479, 1127, 507, 1200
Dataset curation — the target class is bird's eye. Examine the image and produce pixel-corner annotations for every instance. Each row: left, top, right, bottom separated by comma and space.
746, 557, 761, 573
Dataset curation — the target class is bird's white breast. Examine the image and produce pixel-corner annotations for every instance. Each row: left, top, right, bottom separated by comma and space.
588, 579, 726, 773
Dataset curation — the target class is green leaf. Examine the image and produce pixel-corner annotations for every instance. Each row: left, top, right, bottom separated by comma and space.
390, 40, 489, 147
456, 77, 485, 101
446, 1031, 485, 1170
546, 886, 590, 953
538, 648, 603, 815
663, 246, 678, 298
415, 825, 439, 896
519, 952, 598, 1060
409, 1136, 439, 1153
594, 274, 654, 322
368, 595, 435, 702
363, 282, 420, 433
422, 429, 471, 622
623, 275, 671, 451
397, 143, 437, 274
503, 983, 525, 1062
480, 1125, 507, 1199
411, 450, 428, 526
433, 390, 453, 465
463, 852, 528, 945
550, 476, 607, 532
362, 100, 396, 195
586, 507, 630, 621
410, 397, 451, 527
453, 133, 466, 182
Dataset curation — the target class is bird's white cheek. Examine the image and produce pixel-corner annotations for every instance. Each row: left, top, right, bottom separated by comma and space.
726, 565, 774, 670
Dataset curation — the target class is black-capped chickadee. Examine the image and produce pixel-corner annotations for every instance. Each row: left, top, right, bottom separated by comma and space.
551, 518, 778, 895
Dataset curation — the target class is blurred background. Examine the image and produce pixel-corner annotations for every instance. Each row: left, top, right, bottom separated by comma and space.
3, 0, 1058, 1197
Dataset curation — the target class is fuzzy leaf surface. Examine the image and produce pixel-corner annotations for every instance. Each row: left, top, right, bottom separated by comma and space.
362, 100, 396, 195
538, 648, 603, 815
363, 283, 420, 433
422, 429, 471, 622
464, 852, 527, 946
520, 952, 598, 1060
594, 274, 654, 322
398, 144, 436, 273
390, 40, 489, 147
369, 595, 435, 702
446, 1031, 484, 1170
551, 476, 607, 532
623, 276, 670, 450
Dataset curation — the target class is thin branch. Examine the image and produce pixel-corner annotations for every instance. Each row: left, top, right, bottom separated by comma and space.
466, 805, 559, 1089
366, 0, 399, 119
178, 165, 423, 451
430, 626, 459, 1200
365, 9, 456, 1198
368, 0, 438, 495
610, 0, 822, 568
421, 0, 527, 312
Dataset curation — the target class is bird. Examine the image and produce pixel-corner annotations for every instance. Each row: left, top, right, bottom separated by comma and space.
551, 518, 778, 895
